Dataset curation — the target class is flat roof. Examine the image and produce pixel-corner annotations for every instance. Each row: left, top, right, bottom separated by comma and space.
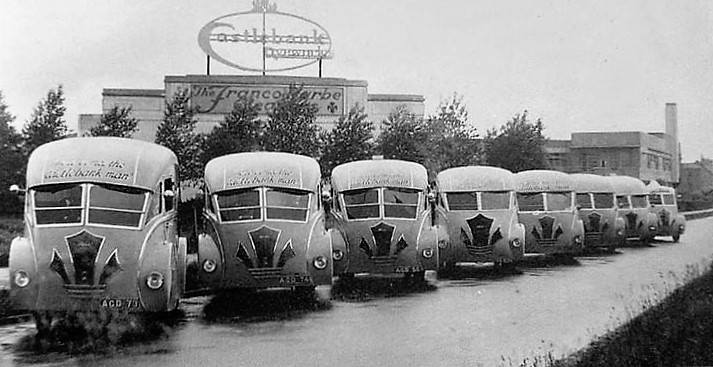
102, 89, 165, 97
367, 94, 425, 102
165, 74, 369, 87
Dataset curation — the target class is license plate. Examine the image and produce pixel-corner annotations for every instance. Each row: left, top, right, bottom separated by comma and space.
395, 266, 423, 273
278, 274, 312, 285
100, 298, 140, 309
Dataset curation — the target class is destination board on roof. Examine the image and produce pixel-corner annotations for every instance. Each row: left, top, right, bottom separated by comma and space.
350, 173, 412, 189
43, 159, 133, 184
517, 181, 571, 192
226, 168, 300, 189
443, 176, 510, 191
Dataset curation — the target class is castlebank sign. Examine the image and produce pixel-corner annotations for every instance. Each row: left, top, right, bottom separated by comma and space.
198, 0, 333, 73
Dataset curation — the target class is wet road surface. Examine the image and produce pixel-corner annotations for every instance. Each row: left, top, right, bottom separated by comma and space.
1, 218, 712, 366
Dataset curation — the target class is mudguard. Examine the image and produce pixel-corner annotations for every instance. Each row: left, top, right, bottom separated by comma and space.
509, 223, 526, 260
176, 237, 187, 298
8, 236, 38, 311
673, 214, 686, 234
614, 217, 626, 238
305, 216, 333, 286
137, 228, 173, 312
418, 208, 445, 271
329, 228, 348, 276
643, 212, 659, 241
196, 233, 223, 293
573, 218, 585, 251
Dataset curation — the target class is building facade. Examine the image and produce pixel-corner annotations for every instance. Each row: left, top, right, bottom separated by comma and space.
78, 74, 425, 141
544, 103, 681, 186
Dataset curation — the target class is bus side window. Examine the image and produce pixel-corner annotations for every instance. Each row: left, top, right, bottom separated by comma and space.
163, 178, 175, 212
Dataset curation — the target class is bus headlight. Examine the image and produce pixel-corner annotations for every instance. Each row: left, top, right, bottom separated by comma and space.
574, 235, 582, 245
14, 270, 30, 288
422, 248, 434, 259
510, 238, 521, 247
202, 259, 217, 273
313, 256, 328, 270
332, 249, 344, 261
146, 272, 164, 290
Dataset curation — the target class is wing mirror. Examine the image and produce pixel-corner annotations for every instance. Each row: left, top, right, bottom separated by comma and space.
321, 190, 332, 204
321, 190, 332, 211
9, 184, 25, 195
427, 191, 437, 204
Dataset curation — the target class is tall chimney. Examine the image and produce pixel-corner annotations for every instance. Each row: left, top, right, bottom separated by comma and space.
665, 103, 679, 185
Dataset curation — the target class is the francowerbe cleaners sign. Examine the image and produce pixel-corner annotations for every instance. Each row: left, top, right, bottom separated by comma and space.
198, 0, 333, 73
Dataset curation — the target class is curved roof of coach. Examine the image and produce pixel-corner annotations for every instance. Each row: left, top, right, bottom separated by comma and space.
204, 151, 321, 193
514, 170, 574, 193
608, 175, 648, 195
331, 159, 428, 192
436, 166, 515, 192
26, 137, 177, 191
570, 173, 616, 193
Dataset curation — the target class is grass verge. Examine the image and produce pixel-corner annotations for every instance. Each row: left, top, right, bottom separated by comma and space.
551, 263, 713, 367
0, 215, 23, 267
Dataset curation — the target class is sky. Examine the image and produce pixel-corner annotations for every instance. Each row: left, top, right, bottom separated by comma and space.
1, 0, 712, 161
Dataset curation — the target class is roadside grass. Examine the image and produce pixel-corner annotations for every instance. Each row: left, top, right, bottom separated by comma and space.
0, 215, 23, 268
511, 262, 713, 367
0, 215, 23, 318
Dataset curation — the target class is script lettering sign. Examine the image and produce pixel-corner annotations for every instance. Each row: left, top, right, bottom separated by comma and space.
198, 0, 333, 72
191, 84, 344, 116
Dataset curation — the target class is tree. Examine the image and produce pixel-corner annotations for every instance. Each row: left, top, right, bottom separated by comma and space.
262, 85, 321, 157
202, 97, 262, 164
0, 91, 24, 213
376, 104, 429, 164
319, 104, 374, 176
89, 106, 139, 138
22, 85, 67, 154
422, 94, 481, 175
155, 89, 204, 182
483, 110, 547, 172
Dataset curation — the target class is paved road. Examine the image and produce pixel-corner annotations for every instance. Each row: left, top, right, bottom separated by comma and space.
1, 218, 712, 366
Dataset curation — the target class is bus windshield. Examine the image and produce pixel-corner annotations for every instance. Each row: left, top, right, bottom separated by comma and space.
88, 184, 148, 227
266, 188, 310, 221
630, 195, 649, 208
216, 188, 261, 222
547, 192, 572, 211
33, 184, 83, 225
446, 192, 478, 211
517, 193, 544, 212
616, 195, 630, 209
481, 192, 510, 210
383, 187, 419, 219
576, 193, 593, 209
648, 194, 663, 205
343, 188, 380, 219
593, 193, 615, 209
662, 194, 675, 205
